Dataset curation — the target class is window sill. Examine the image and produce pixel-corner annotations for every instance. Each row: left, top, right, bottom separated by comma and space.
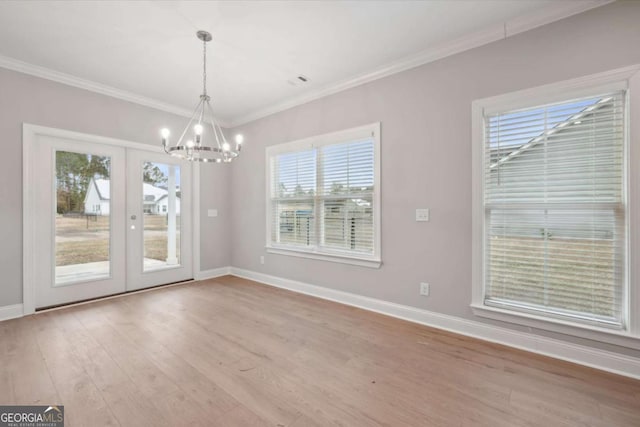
471, 303, 640, 350
266, 246, 381, 269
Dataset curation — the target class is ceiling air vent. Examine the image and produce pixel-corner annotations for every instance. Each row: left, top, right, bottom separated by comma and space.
288, 75, 310, 86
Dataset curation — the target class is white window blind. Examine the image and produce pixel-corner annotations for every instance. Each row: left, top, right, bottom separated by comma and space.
483, 92, 626, 329
270, 148, 317, 247
267, 125, 379, 263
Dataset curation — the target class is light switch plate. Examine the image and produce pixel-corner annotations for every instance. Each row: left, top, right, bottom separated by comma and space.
208, 209, 218, 217
416, 208, 429, 222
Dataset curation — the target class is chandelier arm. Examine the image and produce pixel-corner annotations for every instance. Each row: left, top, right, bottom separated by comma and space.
205, 100, 227, 148
204, 100, 223, 149
197, 104, 205, 147
197, 104, 205, 126
176, 98, 205, 147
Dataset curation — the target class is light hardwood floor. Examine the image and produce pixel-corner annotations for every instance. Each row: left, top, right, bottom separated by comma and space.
1, 275, 639, 426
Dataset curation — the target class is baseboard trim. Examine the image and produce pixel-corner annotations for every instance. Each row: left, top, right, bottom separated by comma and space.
229, 267, 640, 380
195, 266, 232, 281
0, 304, 24, 321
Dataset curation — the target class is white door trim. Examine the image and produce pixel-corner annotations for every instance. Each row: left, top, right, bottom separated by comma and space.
22, 123, 201, 314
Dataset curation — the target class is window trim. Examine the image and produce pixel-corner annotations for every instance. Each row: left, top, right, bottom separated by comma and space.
471, 65, 640, 347
265, 122, 381, 268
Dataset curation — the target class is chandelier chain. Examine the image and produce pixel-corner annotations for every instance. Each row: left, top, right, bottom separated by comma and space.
202, 38, 207, 96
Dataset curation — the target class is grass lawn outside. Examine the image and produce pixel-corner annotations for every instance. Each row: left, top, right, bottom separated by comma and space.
55, 214, 180, 266
488, 236, 618, 319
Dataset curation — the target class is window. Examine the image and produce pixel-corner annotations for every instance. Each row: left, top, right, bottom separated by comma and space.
472, 69, 640, 338
266, 123, 381, 268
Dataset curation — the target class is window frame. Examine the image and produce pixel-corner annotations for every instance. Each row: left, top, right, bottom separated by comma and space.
265, 123, 381, 268
472, 66, 640, 347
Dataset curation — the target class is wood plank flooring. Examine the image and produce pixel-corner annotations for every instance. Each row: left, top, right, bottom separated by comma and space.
1, 275, 639, 426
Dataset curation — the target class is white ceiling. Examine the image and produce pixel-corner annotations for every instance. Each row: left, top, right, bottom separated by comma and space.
0, 1, 609, 126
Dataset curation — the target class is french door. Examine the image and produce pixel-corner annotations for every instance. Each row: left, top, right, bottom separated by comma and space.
126, 150, 192, 291
30, 133, 193, 309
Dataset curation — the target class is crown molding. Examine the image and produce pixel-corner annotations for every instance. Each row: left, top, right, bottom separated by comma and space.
0, 54, 196, 119
506, 0, 614, 37
229, 0, 613, 128
0, 0, 613, 130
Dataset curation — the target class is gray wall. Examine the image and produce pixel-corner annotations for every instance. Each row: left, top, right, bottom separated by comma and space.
0, 68, 231, 306
229, 1, 640, 357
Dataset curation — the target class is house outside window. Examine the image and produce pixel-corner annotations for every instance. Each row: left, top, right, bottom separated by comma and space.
266, 123, 381, 268
472, 67, 640, 342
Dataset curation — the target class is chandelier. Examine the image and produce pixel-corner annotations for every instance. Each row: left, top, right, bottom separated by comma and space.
160, 30, 242, 163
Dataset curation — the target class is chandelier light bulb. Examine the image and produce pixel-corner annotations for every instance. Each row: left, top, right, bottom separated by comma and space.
186, 140, 195, 148
194, 123, 204, 136
235, 134, 244, 144
222, 142, 231, 151
161, 128, 170, 139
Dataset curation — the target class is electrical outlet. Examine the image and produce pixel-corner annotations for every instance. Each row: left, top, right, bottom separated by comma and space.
260, 255, 265, 265
420, 282, 430, 296
416, 208, 429, 222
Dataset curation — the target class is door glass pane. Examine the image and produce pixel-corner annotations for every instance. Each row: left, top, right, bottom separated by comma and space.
55, 151, 111, 285
143, 162, 181, 271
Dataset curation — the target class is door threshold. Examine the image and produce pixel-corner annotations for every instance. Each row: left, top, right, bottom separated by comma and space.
35, 278, 196, 313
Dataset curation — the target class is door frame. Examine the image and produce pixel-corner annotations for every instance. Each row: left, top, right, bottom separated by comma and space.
22, 123, 202, 314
